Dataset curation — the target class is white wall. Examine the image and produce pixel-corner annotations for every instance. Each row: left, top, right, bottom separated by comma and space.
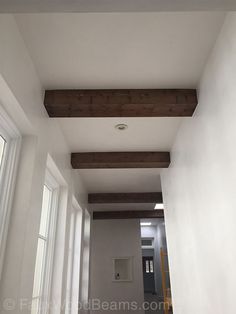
90, 219, 144, 314
161, 12, 236, 314
0, 15, 88, 313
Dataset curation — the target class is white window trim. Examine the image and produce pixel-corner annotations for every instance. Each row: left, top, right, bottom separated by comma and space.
32, 169, 60, 314
66, 197, 83, 314
72, 199, 83, 303
42, 170, 60, 314
65, 210, 76, 314
0, 103, 21, 278
80, 209, 91, 304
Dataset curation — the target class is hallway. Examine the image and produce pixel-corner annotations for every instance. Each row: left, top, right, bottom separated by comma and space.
0, 5, 235, 314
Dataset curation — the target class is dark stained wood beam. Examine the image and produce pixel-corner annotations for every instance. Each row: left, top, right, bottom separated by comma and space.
71, 152, 170, 169
44, 89, 197, 117
88, 192, 163, 204
93, 210, 164, 220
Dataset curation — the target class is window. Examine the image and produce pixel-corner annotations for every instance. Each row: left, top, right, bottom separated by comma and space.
65, 200, 83, 314
65, 211, 75, 314
0, 105, 21, 278
32, 171, 59, 314
0, 135, 6, 168
141, 239, 153, 247
141, 238, 154, 249
145, 259, 154, 273
80, 210, 91, 303
150, 260, 154, 273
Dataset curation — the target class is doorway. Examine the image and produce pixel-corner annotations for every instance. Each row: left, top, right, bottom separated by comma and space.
142, 255, 155, 293
140, 218, 172, 314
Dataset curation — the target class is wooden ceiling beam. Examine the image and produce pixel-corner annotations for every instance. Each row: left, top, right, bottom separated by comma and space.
71, 152, 170, 169
44, 89, 197, 117
93, 210, 164, 220
88, 192, 163, 203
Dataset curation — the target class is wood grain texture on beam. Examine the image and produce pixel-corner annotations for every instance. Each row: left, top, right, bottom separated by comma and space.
44, 89, 197, 117
88, 192, 163, 203
71, 152, 170, 169
93, 210, 164, 220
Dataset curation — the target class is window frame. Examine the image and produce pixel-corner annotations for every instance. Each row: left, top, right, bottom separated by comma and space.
80, 210, 91, 303
65, 210, 76, 314
0, 103, 21, 279
65, 198, 83, 314
0, 134, 7, 173
32, 170, 60, 314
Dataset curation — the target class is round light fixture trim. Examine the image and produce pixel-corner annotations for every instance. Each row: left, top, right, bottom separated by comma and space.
115, 123, 128, 131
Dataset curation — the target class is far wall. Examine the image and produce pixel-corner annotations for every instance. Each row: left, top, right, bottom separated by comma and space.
90, 219, 145, 314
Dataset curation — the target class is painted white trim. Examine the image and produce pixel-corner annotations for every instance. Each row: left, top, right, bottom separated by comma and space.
65, 196, 83, 314
68, 198, 83, 314
42, 170, 60, 314
32, 168, 60, 314
0, 102, 21, 279
65, 211, 76, 314
80, 209, 91, 304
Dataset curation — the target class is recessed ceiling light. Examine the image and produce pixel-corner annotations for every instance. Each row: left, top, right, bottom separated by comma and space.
140, 222, 152, 226
115, 123, 128, 131
154, 203, 164, 209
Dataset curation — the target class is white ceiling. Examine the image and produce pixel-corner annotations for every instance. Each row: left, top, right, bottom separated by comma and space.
58, 118, 182, 193
77, 168, 162, 193
14, 13, 225, 205
15, 13, 225, 89
0, 0, 235, 12
60, 117, 181, 194
59, 118, 182, 152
